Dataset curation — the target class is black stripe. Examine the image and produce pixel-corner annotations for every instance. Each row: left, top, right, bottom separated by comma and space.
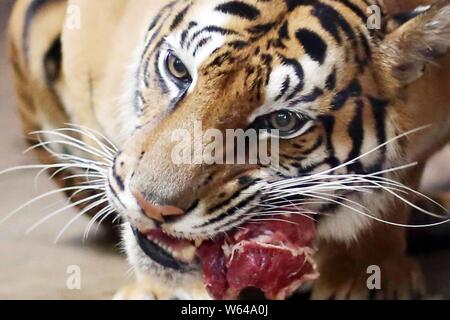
278, 54, 305, 101
186, 26, 239, 50
283, 135, 323, 161
143, 56, 151, 88
154, 50, 170, 94
141, 1, 178, 60
180, 22, 198, 48
192, 37, 212, 56
285, 0, 315, 11
368, 96, 389, 155
319, 115, 340, 169
109, 185, 126, 209
112, 162, 125, 191
206, 51, 233, 68
170, 3, 191, 31
346, 99, 365, 173
247, 22, 276, 35
207, 193, 259, 229
311, 2, 356, 45
278, 20, 290, 40
289, 87, 324, 106
331, 79, 362, 110
23, 0, 61, 62
326, 68, 337, 91
275, 76, 291, 101
216, 1, 261, 20
339, 0, 368, 22
206, 182, 257, 216
293, 159, 328, 174
296, 29, 327, 64
43, 36, 62, 84
261, 53, 273, 86
227, 40, 250, 49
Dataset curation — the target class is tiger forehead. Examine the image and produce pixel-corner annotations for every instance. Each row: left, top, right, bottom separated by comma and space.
168, 0, 371, 42
165, 0, 372, 74
143, 0, 375, 121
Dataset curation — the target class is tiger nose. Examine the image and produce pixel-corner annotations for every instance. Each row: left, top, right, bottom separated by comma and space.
132, 191, 185, 222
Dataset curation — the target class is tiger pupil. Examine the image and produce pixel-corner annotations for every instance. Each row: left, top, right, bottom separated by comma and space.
173, 58, 186, 75
168, 53, 188, 80
273, 111, 296, 131
276, 113, 291, 127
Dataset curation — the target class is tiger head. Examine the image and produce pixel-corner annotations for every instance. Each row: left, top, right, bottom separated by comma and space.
105, 0, 450, 289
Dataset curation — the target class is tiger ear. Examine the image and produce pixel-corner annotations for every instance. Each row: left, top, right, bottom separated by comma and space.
380, 0, 450, 84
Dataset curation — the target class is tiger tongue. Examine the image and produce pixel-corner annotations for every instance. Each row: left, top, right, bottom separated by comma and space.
196, 214, 319, 300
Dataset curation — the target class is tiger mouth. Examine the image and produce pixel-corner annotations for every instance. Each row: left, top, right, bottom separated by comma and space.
132, 210, 319, 300
133, 227, 198, 271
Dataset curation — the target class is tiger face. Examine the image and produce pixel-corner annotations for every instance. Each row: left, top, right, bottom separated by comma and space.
103, 0, 450, 291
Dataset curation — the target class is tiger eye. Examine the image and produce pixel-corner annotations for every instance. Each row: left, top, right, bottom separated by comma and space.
270, 111, 298, 133
166, 53, 189, 80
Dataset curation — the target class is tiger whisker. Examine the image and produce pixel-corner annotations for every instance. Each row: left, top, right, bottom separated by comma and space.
26, 192, 106, 234
0, 163, 102, 176
54, 153, 110, 168
276, 174, 447, 219
64, 174, 105, 181
247, 217, 313, 225
0, 185, 104, 225
94, 209, 118, 234
64, 123, 118, 153
74, 178, 107, 186
267, 126, 430, 189
83, 205, 114, 241
303, 191, 450, 228
263, 154, 449, 221
246, 211, 320, 221
256, 200, 328, 208
304, 191, 372, 213
33, 134, 111, 167
54, 197, 109, 243
30, 129, 114, 161
54, 127, 116, 157
68, 184, 106, 202
27, 137, 110, 162
112, 214, 122, 224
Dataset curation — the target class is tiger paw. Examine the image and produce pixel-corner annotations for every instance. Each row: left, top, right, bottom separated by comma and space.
311, 256, 426, 300
375, 257, 426, 300
113, 280, 211, 300
113, 283, 158, 300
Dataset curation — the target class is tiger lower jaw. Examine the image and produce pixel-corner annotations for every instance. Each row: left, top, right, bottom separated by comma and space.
132, 226, 202, 272
122, 225, 204, 288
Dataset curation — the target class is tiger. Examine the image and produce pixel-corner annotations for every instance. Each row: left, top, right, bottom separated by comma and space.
6, 0, 450, 300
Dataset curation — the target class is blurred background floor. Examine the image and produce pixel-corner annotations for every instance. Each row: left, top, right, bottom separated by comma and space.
0, 0, 448, 299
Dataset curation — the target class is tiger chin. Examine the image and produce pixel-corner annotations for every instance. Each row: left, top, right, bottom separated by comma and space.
7, 0, 450, 300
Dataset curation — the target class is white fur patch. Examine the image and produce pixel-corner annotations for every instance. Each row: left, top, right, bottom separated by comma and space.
249, 47, 340, 122
164, 2, 233, 95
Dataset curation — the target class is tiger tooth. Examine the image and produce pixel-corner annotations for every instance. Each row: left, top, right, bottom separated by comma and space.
195, 239, 204, 247
144, 233, 197, 263
180, 246, 196, 262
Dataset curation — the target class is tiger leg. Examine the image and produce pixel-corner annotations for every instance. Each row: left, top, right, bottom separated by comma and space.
312, 205, 426, 300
